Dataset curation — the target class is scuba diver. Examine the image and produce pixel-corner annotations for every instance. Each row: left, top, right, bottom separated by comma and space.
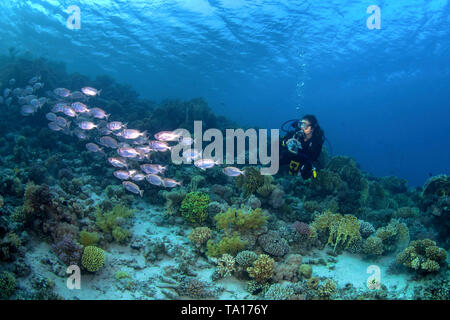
280, 114, 325, 179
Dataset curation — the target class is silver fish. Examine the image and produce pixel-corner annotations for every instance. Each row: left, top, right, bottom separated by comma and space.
194, 158, 219, 170
149, 140, 171, 152
154, 131, 180, 142
78, 121, 97, 130
18, 97, 27, 105
74, 129, 88, 140
114, 170, 132, 180
223, 167, 246, 177
108, 157, 128, 168
90, 107, 109, 119
30, 99, 40, 108
81, 86, 101, 96
145, 174, 163, 186
38, 97, 47, 106
12, 88, 22, 96
20, 105, 35, 116
55, 116, 70, 128
99, 136, 119, 149
63, 106, 77, 118
72, 102, 90, 113
45, 112, 57, 121
70, 91, 86, 100
107, 121, 127, 131
123, 181, 143, 197
23, 86, 34, 96
29, 76, 41, 84
33, 83, 43, 91
3, 88, 11, 98
54, 88, 71, 98
48, 122, 63, 131
117, 147, 140, 158
121, 129, 147, 140
131, 172, 146, 182
86, 143, 104, 153
162, 178, 182, 188
140, 164, 167, 175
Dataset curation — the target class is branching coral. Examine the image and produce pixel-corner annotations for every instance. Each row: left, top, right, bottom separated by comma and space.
247, 254, 275, 283
216, 254, 236, 278
396, 239, 447, 273
180, 191, 210, 224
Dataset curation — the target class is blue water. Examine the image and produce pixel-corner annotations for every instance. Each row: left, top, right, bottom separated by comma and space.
1, 0, 449, 186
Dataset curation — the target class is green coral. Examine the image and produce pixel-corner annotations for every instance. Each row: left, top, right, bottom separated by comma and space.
180, 191, 210, 224
206, 234, 246, 258
115, 271, 131, 280
81, 246, 106, 272
396, 239, 447, 273
236, 167, 265, 198
214, 207, 267, 234
0, 271, 17, 299
80, 230, 100, 247
95, 204, 134, 243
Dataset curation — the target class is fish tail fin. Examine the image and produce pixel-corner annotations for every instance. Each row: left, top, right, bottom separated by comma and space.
139, 189, 144, 197
98, 89, 102, 96
106, 113, 111, 120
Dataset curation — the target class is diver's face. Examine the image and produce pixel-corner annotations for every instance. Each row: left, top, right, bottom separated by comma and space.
300, 120, 313, 136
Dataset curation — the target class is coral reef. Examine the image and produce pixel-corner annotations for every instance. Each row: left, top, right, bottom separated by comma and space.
81, 246, 106, 272
396, 239, 447, 274
247, 254, 275, 283
180, 191, 210, 224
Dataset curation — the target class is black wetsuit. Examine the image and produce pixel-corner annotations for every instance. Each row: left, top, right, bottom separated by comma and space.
280, 126, 324, 179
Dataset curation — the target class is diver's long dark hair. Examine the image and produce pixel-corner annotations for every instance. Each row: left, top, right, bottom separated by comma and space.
302, 114, 325, 144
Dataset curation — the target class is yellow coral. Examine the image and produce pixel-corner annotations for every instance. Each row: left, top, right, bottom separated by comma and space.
206, 234, 246, 258
327, 215, 361, 251
312, 210, 361, 251
247, 254, 274, 283
215, 207, 267, 234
